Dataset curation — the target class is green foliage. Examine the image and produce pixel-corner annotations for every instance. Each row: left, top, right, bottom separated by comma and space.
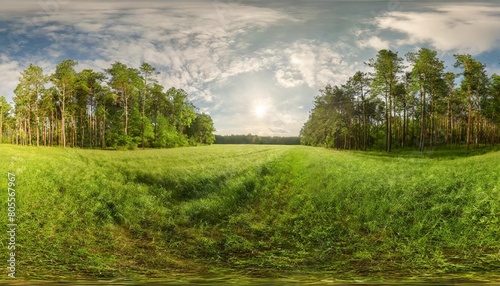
0, 96, 10, 143
302, 49, 500, 151
1, 144, 499, 280
4, 60, 215, 149
13, 64, 48, 146
187, 113, 216, 145
216, 134, 300, 145
487, 74, 500, 124
152, 115, 188, 148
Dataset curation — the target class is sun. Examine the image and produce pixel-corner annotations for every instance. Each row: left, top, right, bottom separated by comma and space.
249, 97, 273, 119
254, 104, 269, 118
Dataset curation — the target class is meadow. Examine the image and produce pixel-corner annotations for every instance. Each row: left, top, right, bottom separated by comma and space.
0, 144, 499, 282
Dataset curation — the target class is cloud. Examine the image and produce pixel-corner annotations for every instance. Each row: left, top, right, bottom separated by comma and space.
274, 70, 304, 88
374, 4, 500, 54
272, 40, 356, 89
3, 1, 362, 107
1, 1, 298, 104
0, 57, 21, 102
358, 36, 390, 51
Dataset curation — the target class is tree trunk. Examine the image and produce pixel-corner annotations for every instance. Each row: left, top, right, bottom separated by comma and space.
62, 88, 66, 148
141, 91, 146, 149
24, 117, 28, 145
80, 110, 85, 148
72, 116, 76, 148
42, 117, 46, 146
430, 89, 434, 148
362, 95, 367, 151
475, 90, 480, 148
466, 85, 472, 151
389, 91, 392, 152
36, 115, 40, 147
102, 111, 107, 149
401, 96, 405, 148
50, 111, 53, 146
385, 89, 392, 153
446, 99, 451, 144
419, 83, 426, 152
124, 88, 129, 136
27, 110, 32, 145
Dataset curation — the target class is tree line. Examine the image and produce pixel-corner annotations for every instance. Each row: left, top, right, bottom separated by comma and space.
214, 134, 300, 145
300, 49, 500, 151
0, 60, 216, 149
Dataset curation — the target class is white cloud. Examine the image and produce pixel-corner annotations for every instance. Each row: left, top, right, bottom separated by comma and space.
0, 57, 21, 102
275, 70, 304, 88
375, 4, 500, 54
272, 40, 356, 89
358, 36, 390, 51
288, 43, 317, 87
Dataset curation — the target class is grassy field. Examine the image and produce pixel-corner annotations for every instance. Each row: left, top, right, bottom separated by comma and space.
0, 144, 499, 281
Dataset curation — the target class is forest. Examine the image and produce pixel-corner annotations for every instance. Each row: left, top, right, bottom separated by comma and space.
301, 49, 500, 151
0, 60, 216, 149
214, 134, 300, 145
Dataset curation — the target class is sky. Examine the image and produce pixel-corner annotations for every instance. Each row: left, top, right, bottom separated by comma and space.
1, 0, 500, 136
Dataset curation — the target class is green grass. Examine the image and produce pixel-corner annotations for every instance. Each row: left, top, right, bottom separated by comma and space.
0, 144, 499, 281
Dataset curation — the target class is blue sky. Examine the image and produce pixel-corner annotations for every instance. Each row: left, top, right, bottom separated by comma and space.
1, 0, 500, 136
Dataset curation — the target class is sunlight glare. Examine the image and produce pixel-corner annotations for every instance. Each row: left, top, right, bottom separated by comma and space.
254, 104, 268, 118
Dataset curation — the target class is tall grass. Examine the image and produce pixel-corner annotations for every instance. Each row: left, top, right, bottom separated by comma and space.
0, 144, 499, 280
